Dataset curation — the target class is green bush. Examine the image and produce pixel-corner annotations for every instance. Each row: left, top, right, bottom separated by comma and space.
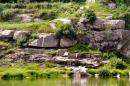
16, 35, 29, 48
56, 24, 77, 39
26, 70, 42, 78
109, 58, 127, 70
0, 9, 18, 21
84, 9, 96, 24
1, 73, 24, 80
88, 69, 98, 75
98, 68, 111, 77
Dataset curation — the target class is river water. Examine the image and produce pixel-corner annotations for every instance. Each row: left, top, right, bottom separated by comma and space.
0, 77, 130, 86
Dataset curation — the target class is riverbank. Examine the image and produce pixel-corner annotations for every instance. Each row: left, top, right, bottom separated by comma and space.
0, 63, 73, 80
1, 1, 130, 80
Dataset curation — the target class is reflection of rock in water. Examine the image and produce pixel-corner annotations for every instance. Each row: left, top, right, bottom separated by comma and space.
67, 66, 88, 86
73, 78, 87, 86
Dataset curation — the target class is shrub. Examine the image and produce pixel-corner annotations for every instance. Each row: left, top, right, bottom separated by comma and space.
111, 69, 129, 76
1, 70, 25, 80
103, 52, 117, 59
98, 68, 111, 77
109, 58, 127, 70
1, 72, 24, 80
26, 70, 42, 78
0, 9, 18, 21
84, 9, 96, 24
88, 69, 98, 75
42, 70, 61, 78
16, 35, 29, 48
56, 24, 77, 39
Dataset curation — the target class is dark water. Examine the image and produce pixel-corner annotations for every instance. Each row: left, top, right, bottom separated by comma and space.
0, 78, 130, 86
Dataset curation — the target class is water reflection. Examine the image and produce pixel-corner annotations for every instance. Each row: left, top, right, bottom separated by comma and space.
0, 77, 129, 86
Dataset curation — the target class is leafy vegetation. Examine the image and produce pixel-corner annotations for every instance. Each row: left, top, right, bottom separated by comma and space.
84, 9, 96, 24
68, 44, 101, 54
88, 52, 130, 77
0, 63, 72, 80
56, 24, 77, 39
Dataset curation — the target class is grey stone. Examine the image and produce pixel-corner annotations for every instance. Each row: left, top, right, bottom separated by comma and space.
104, 20, 125, 30
60, 37, 77, 47
93, 18, 105, 30
29, 33, 59, 48
13, 30, 31, 39
33, 18, 44, 22
108, 2, 116, 9
15, 14, 33, 22
0, 30, 15, 38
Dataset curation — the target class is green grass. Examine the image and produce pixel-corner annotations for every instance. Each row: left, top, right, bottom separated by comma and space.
0, 20, 63, 33
68, 44, 101, 54
0, 63, 73, 80
0, 2, 129, 30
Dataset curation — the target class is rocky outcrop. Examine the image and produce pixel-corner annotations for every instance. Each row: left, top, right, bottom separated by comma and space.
108, 2, 116, 9
15, 14, 33, 22
0, 30, 15, 41
78, 30, 120, 51
15, 14, 44, 22
93, 18, 105, 30
86, 0, 95, 3
29, 33, 59, 48
104, 20, 125, 30
13, 30, 31, 39
60, 37, 77, 48
78, 18, 125, 31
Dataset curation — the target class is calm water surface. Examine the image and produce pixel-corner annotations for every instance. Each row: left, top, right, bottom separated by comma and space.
0, 78, 130, 86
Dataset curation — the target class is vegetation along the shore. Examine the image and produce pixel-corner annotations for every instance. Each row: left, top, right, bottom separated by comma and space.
0, 0, 130, 80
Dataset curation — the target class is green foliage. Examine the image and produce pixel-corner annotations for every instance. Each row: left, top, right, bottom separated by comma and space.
109, 58, 127, 70
84, 9, 96, 24
0, 63, 73, 80
68, 44, 101, 54
88, 69, 98, 75
33, 10, 57, 20
98, 68, 110, 77
0, 9, 18, 21
44, 62, 57, 68
56, 24, 77, 39
16, 35, 29, 48
0, 42, 12, 47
